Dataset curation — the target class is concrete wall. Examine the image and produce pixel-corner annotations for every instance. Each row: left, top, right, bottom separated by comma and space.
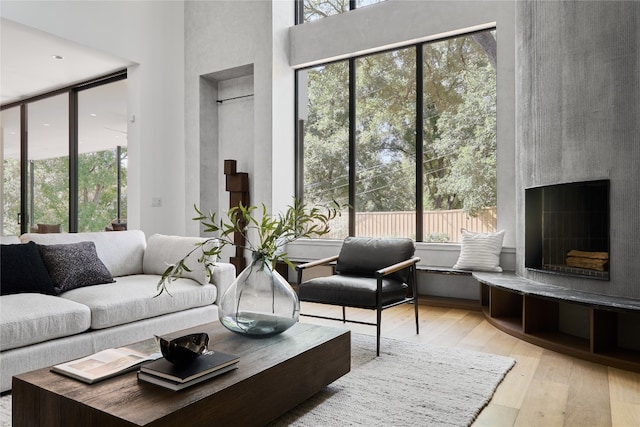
516, 0, 640, 298
2, 0, 186, 237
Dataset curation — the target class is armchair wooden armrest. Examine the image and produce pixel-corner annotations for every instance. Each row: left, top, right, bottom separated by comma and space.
375, 257, 421, 278
296, 255, 339, 271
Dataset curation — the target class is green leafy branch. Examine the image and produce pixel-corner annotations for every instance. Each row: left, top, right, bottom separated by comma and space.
156, 198, 342, 296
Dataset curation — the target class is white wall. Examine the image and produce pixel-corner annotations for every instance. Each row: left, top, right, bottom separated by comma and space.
287, 0, 516, 265
1, 0, 186, 237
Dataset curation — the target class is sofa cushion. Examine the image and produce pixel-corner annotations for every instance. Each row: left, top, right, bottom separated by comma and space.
0, 235, 21, 244
143, 234, 218, 285
0, 293, 91, 351
21, 230, 146, 277
299, 275, 408, 308
38, 241, 115, 294
1, 242, 56, 296
60, 275, 217, 330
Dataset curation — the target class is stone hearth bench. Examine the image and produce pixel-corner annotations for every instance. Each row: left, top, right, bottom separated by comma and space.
473, 271, 640, 372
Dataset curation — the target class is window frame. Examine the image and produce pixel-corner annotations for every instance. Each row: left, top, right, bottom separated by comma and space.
1, 70, 127, 234
294, 28, 497, 242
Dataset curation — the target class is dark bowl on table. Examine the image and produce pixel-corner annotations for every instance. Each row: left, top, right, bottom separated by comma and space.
156, 332, 209, 364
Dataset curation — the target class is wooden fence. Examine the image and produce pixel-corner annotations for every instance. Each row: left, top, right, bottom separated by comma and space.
323, 207, 496, 242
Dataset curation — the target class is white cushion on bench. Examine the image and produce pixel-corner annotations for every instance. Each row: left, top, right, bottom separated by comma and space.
60, 275, 217, 329
453, 229, 505, 272
0, 293, 91, 351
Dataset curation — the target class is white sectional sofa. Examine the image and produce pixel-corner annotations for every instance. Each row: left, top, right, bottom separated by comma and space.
0, 230, 235, 392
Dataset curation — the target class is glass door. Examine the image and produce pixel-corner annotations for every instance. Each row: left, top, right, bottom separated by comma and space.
77, 79, 128, 231
27, 94, 69, 233
1, 107, 21, 236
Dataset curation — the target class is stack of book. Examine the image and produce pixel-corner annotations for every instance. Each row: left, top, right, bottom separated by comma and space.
137, 350, 239, 391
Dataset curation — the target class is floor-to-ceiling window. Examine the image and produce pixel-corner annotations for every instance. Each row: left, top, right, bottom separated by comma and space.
296, 29, 496, 242
27, 94, 70, 232
77, 79, 128, 232
1, 107, 21, 236
0, 71, 127, 235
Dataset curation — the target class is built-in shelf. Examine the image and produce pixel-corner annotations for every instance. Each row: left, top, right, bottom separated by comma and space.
475, 272, 640, 372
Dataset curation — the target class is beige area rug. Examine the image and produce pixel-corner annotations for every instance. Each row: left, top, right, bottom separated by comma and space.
269, 333, 515, 426
0, 334, 514, 427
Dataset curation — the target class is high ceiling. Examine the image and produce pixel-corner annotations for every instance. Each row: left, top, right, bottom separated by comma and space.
1, 19, 133, 159
1, 18, 131, 105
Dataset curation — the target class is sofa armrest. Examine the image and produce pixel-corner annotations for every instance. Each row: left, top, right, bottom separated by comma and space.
211, 262, 236, 304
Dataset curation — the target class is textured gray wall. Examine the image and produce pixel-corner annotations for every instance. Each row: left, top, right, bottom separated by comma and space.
516, 0, 640, 298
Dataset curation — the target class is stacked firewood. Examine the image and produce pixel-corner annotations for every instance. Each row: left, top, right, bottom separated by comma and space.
566, 250, 609, 271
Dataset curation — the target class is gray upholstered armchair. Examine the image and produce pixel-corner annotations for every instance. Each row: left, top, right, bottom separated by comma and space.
296, 237, 420, 356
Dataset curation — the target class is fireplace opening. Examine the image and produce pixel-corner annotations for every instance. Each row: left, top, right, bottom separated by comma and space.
525, 180, 609, 280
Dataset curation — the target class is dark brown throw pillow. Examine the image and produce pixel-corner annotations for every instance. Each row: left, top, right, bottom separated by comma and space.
37, 241, 114, 295
1, 242, 56, 296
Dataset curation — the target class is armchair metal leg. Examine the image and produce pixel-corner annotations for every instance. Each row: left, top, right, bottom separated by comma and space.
342, 306, 346, 323
376, 308, 382, 356
414, 298, 420, 334
412, 265, 419, 335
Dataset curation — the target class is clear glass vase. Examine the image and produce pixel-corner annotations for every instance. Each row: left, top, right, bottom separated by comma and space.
218, 252, 300, 336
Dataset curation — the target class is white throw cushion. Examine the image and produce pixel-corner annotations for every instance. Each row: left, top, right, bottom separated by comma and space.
143, 234, 218, 285
20, 230, 146, 277
453, 229, 505, 272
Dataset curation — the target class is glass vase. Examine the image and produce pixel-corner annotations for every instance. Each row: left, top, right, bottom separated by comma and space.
218, 252, 300, 336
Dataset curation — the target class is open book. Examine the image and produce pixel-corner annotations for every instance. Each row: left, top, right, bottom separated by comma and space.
52, 344, 162, 384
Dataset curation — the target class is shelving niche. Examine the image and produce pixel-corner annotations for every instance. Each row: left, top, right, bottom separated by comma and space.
475, 272, 640, 372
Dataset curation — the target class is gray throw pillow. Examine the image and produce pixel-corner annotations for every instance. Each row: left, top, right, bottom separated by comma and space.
38, 241, 115, 294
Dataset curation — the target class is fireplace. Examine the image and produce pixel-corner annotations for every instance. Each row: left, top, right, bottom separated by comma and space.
525, 180, 610, 280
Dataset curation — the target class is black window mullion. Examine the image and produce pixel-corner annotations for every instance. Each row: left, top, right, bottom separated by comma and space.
69, 90, 78, 232
348, 58, 356, 237
415, 45, 424, 242
19, 104, 28, 235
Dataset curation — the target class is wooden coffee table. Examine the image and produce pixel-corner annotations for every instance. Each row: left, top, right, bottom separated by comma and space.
12, 322, 351, 426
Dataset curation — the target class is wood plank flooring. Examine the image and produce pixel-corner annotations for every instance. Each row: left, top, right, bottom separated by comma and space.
299, 302, 640, 427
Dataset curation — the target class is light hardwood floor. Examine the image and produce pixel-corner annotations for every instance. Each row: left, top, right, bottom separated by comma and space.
299, 302, 640, 427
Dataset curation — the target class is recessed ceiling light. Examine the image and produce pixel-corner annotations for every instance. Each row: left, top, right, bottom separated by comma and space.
43, 123, 50, 127
90, 113, 97, 117
52, 55, 64, 60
